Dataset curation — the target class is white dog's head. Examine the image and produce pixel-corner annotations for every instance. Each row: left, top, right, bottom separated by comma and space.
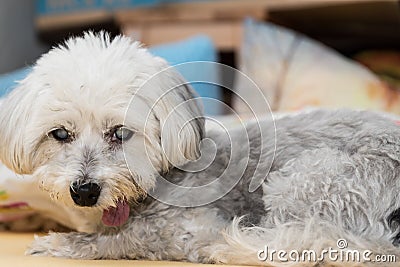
0, 32, 204, 231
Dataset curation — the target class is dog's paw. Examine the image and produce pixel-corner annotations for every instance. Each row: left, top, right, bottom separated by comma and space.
26, 234, 57, 257
26, 232, 98, 259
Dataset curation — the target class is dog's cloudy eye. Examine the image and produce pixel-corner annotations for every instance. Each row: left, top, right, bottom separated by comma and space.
113, 127, 133, 142
50, 128, 71, 142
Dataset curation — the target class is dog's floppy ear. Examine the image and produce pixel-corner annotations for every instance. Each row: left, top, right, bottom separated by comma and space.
0, 79, 40, 174
147, 61, 205, 171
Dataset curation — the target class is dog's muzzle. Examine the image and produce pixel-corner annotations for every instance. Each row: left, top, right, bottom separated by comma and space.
70, 182, 101, 207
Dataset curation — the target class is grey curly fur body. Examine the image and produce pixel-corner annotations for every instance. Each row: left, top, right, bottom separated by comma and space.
29, 109, 400, 265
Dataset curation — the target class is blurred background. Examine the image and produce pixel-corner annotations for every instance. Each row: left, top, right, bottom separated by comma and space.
0, 0, 399, 117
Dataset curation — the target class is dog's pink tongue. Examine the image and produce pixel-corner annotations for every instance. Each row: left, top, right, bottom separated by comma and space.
102, 201, 130, 227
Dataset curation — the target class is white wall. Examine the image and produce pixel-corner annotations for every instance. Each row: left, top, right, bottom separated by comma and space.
0, 0, 49, 74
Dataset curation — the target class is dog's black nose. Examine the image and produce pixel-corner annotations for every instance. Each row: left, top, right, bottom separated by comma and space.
70, 182, 101, 207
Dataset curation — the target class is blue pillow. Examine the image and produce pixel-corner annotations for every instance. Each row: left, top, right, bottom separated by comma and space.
0, 67, 32, 98
150, 35, 222, 115
0, 35, 222, 115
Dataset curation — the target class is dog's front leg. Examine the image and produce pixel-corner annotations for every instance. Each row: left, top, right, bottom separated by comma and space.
26, 208, 225, 261
26, 215, 192, 260
27, 232, 105, 259
27, 230, 149, 259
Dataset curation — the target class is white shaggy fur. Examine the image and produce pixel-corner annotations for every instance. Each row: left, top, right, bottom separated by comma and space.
0, 32, 203, 231
1, 33, 400, 266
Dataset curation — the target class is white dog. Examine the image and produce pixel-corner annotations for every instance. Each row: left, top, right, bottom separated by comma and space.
1, 32, 400, 266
